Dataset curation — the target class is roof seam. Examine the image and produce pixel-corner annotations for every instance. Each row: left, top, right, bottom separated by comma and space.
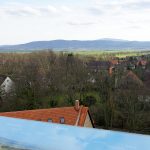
74, 106, 83, 126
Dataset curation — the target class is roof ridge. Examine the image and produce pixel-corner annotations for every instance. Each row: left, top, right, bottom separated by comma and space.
127, 71, 143, 82
78, 107, 89, 126
74, 106, 83, 126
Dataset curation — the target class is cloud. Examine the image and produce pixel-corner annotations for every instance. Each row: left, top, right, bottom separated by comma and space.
47, 5, 59, 13
122, 1, 150, 10
89, 0, 150, 16
61, 6, 72, 12
1, 0, 150, 44
0, 3, 72, 17
126, 25, 141, 29
4, 6, 41, 17
67, 21, 99, 26
88, 7, 104, 15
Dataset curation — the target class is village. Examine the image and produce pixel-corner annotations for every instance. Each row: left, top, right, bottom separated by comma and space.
0, 52, 149, 134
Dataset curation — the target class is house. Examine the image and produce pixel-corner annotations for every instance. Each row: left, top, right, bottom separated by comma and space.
110, 59, 119, 66
137, 60, 147, 69
108, 66, 115, 75
87, 61, 111, 72
127, 63, 136, 70
116, 61, 128, 72
0, 100, 94, 128
0, 76, 14, 93
87, 59, 118, 75
117, 71, 144, 89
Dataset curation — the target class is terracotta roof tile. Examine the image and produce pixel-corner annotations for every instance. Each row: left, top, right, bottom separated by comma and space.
78, 107, 88, 126
0, 106, 89, 127
110, 60, 118, 65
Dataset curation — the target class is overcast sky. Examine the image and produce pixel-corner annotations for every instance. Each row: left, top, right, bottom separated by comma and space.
0, 0, 150, 45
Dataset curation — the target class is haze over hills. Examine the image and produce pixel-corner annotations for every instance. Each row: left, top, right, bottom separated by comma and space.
1, 39, 150, 52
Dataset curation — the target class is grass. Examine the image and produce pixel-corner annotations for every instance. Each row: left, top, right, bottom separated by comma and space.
72, 50, 150, 58
1, 49, 150, 59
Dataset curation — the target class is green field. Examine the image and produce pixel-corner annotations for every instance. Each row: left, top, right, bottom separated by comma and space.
72, 50, 150, 58
1, 49, 150, 59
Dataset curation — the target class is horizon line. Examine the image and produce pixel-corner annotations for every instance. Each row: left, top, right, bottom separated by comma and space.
1, 38, 150, 46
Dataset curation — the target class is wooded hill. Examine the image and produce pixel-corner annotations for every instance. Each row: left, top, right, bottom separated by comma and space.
1, 39, 150, 51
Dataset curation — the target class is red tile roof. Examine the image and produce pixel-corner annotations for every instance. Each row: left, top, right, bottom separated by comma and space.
123, 71, 144, 87
137, 60, 147, 66
0, 106, 89, 127
126, 71, 143, 84
110, 60, 118, 65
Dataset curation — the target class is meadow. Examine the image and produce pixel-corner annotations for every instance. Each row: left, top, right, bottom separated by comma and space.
72, 50, 150, 58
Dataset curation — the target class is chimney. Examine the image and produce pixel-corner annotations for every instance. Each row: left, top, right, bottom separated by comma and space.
75, 100, 80, 111
109, 67, 113, 76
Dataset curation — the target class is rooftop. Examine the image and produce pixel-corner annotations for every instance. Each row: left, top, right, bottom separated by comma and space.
0, 105, 89, 127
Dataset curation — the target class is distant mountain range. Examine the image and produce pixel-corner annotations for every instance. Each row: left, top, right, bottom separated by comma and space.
1, 39, 150, 52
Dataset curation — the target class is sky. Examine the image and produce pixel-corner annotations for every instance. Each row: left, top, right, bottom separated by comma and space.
0, 0, 150, 45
